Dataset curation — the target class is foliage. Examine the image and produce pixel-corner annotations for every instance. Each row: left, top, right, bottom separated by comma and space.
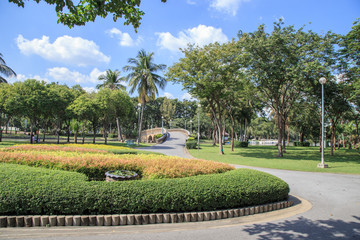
0, 163, 289, 215
0, 53, 16, 83
9, 0, 167, 30
96, 69, 126, 91
186, 140, 197, 149
293, 142, 310, 147
154, 133, 164, 140
234, 141, 249, 148
0, 145, 234, 180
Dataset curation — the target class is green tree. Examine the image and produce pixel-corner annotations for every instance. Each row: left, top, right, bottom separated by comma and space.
68, 92, 99, 144
0, 53, 16, 83
123, 49, 166, 143
160, 97, 175, 126
6, 79, 49, 143
96, 69, 127, 141
238, 20, 339, 157
96, 69, 126, 91
168, 42, 242, 154
10, 0, 167, 30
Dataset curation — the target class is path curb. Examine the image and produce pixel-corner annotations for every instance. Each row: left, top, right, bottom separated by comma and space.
0, 200, 293, 228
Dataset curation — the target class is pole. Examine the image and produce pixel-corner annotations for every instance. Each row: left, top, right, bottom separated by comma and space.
198, 104, 200, 151
319, 79, 328, 168
162, 117, 164, 134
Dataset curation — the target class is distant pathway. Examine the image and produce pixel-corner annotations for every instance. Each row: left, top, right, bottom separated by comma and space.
138, 131, 193, 159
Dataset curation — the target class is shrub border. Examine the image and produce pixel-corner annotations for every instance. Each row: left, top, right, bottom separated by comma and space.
0, 200, 293, 227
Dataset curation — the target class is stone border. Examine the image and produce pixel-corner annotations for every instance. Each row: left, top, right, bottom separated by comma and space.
0, 200, 293, 228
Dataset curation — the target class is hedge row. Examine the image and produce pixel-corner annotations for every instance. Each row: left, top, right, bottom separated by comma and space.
234, 141, 249, 148
0, 163, 289, 216
293, 141, 310, 147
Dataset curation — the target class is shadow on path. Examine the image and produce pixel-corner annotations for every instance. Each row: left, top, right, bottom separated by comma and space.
243, 216, 360, 240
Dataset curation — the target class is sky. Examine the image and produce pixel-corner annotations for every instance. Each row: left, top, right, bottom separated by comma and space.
1, 0, 359, 100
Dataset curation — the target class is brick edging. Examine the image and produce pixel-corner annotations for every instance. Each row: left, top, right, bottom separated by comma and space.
0, 200, 293, 228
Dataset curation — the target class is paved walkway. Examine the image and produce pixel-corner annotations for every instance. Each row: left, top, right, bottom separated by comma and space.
1, 132, 360, 239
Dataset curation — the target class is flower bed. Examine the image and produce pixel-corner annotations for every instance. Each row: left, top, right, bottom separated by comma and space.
0, 145, 234, 179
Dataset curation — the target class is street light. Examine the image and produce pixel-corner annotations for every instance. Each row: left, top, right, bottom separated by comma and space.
137, 103, 141, 145
170, 119, 172, 129
190, 120, 193, 133
197, 104, 201, 151
161, 116, 164, 134
318, 77, 328, 168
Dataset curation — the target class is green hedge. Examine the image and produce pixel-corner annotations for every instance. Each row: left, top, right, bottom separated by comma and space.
154, 134, 164, 140
293, 141, 310, 147
235, 141, 249, 148
186, 140, 197, 149
0, 163, 289, 215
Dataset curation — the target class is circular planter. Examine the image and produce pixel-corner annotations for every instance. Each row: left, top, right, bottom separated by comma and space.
105, 170, 139, 182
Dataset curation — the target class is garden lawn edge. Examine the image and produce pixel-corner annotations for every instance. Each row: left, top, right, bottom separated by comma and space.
0, 200, 294, 227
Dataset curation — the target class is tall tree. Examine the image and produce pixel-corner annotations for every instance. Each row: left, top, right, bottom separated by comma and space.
123, 49, 166, 143
168, 42, 242, 154
0, 53, 16, 83
10, 0, 167, 30
96, 69, 126, 141
238, 20, 338, 157
96, 69, 126, 91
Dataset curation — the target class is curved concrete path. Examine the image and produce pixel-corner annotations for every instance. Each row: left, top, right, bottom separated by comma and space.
137, 131, 193, 159
1, 132, 360, 239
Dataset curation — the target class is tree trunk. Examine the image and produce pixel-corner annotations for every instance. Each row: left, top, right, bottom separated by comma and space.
30, 125, 33, 144
74, 120, 79, 144
66, 122, 70, 143
93, 124, 96, 144
103, 121, 107, 145
82, 123, 85, 144
0, 117, 2, 142
42, 127, 46, 142
244, 118, 248, 141
277, 111, 283, 157
138, 103, 145, 144
116, 117, 123, 141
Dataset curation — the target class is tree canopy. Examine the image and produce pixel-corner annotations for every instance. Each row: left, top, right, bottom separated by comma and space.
9, 0, 167, 30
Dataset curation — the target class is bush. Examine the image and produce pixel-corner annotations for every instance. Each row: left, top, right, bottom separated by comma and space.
186, 140, 197, 149
235, 141, 249, 148
154, 134, 164, 140
293, 141, 310, 147
187, 137, 195, 141
0, 163, 289, 215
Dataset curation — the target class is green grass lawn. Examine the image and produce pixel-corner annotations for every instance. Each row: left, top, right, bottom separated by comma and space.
189, 142, 360, 175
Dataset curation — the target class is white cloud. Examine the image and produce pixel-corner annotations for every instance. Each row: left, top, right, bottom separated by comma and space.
83, 87, 97, 93
8, 73, 47, 83
210, 0, 251, 16
106, 28, 143, 47
156, 24, 228, 52
16, 35, 110, 67
181, 92, 194, 101
46, 67, 105, 85
163, 92, 174, 99
187, 0, 196, 5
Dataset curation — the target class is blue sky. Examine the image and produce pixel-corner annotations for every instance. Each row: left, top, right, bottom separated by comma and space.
1, 0, 359, 100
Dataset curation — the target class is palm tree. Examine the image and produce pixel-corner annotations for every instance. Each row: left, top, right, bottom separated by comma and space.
0, 53, 16, 83
123, 49, 166, 144
96, 69, 126, 90
96, 69, 126, 141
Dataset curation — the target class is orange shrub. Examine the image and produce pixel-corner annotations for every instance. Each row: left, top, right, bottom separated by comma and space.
0, 147, 234, 179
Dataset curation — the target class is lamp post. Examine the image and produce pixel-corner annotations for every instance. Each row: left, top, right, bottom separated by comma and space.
190, 120, 192, 133
197, 104, 201, 151
161, 116, 164, 134
137, 103, 141, 145
170, 119, 172, 129
318, 77, 328, 168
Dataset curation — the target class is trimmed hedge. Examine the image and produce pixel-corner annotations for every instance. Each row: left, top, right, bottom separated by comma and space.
186, 140, 197, 149
154, 134, 164, 140
235, 141, 249, 148
293, 141, 310, 147
0, 163, 289, 215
